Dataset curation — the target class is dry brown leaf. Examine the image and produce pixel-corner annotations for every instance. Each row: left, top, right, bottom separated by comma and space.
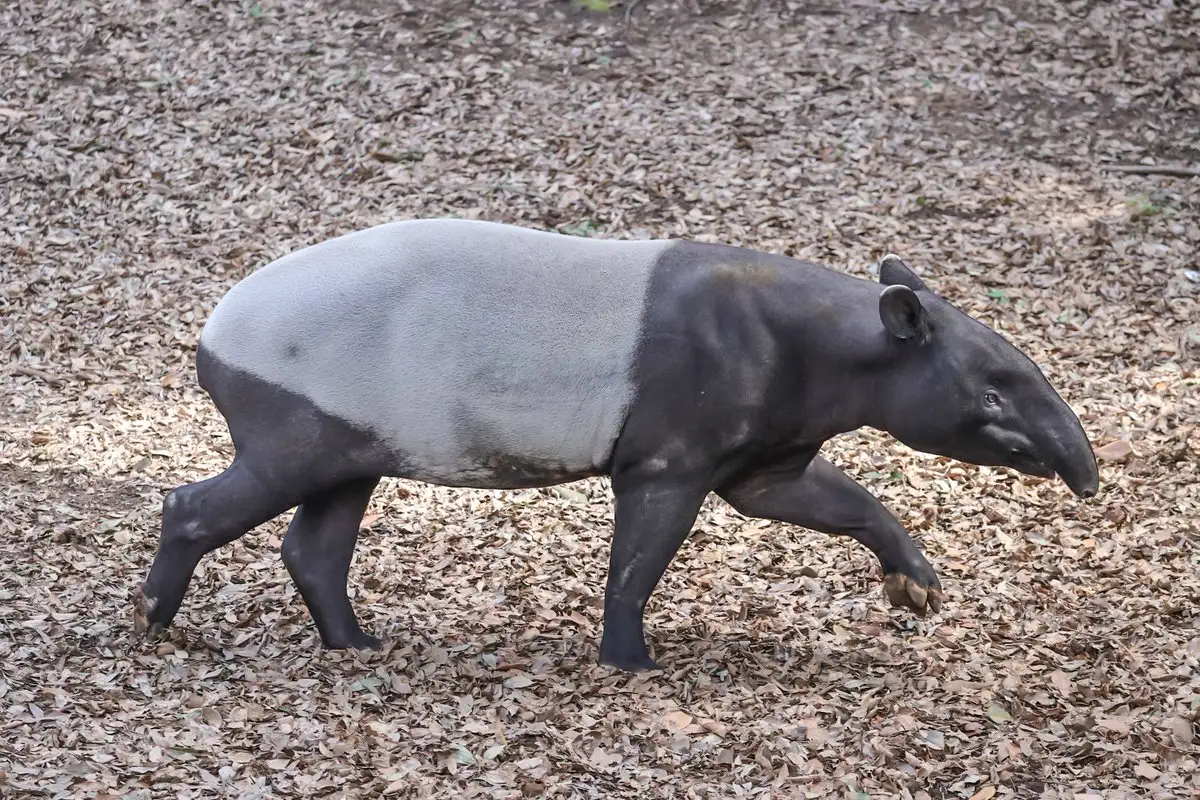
1133, 762, 1161, 781
1165, 716, 1194, 746
1094, 440, 1134, 461
1048, 670, 1073, 697
661, 711, 693, 732
1097, 717, 1133, 736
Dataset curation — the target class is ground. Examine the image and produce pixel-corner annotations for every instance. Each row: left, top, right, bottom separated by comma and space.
1, 0, 1198, 798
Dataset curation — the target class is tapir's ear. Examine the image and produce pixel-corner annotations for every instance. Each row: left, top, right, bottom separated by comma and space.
878, 253, 928, 292
879, 285, 931, 344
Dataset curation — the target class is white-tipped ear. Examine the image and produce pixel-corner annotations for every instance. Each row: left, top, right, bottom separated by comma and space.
879, 254, 929, 292
879, 284, 931, 343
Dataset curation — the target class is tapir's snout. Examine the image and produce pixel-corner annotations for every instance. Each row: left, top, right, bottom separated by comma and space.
1005, 440, 1097, 498
1055, 445, 1100, 499
1043, 407, 1100, 499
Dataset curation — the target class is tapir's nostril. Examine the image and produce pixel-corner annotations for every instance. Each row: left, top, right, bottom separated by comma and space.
1080, 487, 1096, 499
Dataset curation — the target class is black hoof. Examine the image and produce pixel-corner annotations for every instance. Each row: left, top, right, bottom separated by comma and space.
322, 631, 383, 651
132, 585, 167, 637
883, 571, 944, 615
599, 645, 661, 673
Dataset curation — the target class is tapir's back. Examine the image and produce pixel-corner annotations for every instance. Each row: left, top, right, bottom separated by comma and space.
199, 219, 672, 487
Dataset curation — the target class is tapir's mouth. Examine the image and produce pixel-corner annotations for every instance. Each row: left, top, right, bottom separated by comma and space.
1008, 449, 1055, 479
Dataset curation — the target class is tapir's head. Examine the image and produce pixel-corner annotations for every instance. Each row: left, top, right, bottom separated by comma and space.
873, 255, 1099, 499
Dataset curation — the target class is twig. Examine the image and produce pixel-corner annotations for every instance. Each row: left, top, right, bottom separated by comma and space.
10, 364, 64, 387
1102, 164, 1200, 178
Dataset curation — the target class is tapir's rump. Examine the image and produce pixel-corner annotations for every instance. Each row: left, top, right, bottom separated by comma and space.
198, 219, 672, 486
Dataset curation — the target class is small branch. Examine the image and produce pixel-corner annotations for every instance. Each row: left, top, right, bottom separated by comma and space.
9, 364, 64, 387
1102, 164, 1200, 178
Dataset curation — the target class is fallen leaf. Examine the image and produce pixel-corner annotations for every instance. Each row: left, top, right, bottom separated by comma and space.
1048, 671, 1072, 696
1097, 716, 1132, 735
661, 710, 693, 732
1166, 716, 1193, 745
987, 704, 1013, 724
918, 729, 945, 750
1094, 440, 1133, 461
1133, 761, 1160, 780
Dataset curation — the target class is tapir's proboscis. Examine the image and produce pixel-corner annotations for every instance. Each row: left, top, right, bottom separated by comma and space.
133, 219, 1099, 672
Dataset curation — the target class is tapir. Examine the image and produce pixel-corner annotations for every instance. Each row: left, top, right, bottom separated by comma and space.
133, 218, 1099, 672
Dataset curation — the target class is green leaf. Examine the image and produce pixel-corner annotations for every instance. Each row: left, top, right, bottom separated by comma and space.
574, 0, 613, 10
559, 220, 600, 237
454, 745, 476, 765
987, 703, 1013, 723
551, 486, 589, 505
351, 676, 383, 693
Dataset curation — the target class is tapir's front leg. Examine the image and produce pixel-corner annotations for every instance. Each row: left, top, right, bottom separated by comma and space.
717, 456, 943, 615
600, 474, 709, 672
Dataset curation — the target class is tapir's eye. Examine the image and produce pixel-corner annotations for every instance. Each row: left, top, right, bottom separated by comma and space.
983, 390, 1001, 406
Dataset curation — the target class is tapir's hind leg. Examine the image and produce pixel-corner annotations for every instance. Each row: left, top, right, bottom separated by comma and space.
281, 476, 381, 650
133, 458, 306, 638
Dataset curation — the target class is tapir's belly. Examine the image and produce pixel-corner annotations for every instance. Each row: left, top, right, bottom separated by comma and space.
198, 219, 671, 486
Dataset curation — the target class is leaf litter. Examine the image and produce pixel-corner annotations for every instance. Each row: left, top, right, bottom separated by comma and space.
1, 0, 1198, 798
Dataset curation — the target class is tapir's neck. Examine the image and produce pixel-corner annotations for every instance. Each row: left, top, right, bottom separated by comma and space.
758, 269, 902, 443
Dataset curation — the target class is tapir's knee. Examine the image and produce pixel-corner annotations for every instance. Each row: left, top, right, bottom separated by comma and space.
161, 471, 256, 547
161, 484, 211, 545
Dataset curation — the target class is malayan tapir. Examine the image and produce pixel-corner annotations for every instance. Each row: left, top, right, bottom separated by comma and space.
133, 218, 1100, 672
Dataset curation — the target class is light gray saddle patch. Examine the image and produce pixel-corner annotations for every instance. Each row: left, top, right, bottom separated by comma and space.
199, 219, 674, 488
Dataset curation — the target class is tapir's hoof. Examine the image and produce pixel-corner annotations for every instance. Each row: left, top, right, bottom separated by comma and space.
598, 644, 662, 673
132, 586, 165, 638
600, 654, 662, 673
883, 573, 944, 616
323, 632, 384, 651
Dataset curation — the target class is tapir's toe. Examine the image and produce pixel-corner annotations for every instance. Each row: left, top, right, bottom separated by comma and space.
883, 572, 943, 616
132, 586, 163, 637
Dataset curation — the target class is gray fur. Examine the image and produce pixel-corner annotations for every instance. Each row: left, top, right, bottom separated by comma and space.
199, 219, 671, 487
